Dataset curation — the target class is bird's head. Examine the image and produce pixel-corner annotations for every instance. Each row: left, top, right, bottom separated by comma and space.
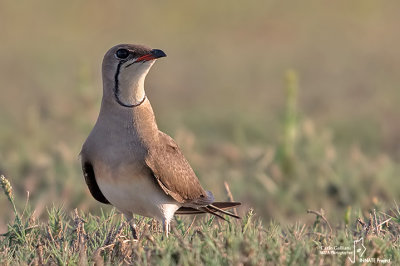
101, 44, 166, 108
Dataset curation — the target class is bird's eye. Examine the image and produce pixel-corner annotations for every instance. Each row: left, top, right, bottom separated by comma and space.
116, 49, 129, 59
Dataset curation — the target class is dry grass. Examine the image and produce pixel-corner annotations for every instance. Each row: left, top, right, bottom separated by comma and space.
1, 176, 399, 265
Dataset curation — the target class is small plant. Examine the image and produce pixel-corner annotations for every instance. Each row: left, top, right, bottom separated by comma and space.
0, 175, 39, 249
277, 70, 299, 178
0, 175, 19, 223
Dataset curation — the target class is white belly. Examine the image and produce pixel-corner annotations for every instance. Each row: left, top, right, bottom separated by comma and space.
96, 167, 180, 222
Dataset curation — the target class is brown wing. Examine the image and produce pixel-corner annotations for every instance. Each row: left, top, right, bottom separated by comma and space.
81, 160, 110, 204
145, 132, 211, 204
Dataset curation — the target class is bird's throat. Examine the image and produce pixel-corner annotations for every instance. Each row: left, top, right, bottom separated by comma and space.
114, 62, 148, 108
115, 82, 146, 108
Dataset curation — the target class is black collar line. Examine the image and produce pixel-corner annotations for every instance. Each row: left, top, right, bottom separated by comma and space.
114, 61, 147, 108
115, 95, 147, 108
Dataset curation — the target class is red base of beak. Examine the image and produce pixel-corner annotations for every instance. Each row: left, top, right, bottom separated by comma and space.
136, 49, 166, 62
136, 54, 156, 62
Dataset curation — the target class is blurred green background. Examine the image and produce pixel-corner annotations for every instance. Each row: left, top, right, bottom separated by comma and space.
1, 0, 399, 232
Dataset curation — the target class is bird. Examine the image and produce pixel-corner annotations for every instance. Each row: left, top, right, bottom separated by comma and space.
80, 44, 241, 238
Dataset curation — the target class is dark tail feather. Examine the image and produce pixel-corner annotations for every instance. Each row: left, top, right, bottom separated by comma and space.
174, 207, 205, 215
211, 201, 241, 209
175, 201, 241, 220
208, 204, 240, 219
200, 206, 227, 221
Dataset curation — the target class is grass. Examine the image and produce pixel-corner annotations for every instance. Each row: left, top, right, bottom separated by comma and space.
0, 175, 399, 265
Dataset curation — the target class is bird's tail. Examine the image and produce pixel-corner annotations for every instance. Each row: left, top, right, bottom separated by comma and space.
175, 202, 241, 220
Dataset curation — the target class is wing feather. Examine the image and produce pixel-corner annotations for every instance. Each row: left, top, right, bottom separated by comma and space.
145, 132, 210, 204
81, 161, 110, 204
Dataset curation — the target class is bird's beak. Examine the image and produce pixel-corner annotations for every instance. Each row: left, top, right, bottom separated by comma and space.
136, 49, 167, 62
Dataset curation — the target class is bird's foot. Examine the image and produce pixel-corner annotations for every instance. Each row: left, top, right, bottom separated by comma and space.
128, 221, 139, 241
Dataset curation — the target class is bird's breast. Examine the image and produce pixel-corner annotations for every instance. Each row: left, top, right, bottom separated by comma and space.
95, 163, 179, 220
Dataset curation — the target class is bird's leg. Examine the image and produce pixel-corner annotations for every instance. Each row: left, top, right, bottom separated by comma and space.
124, 213, 138, 241
129, 220, 139, 240
162, 219, 170, 239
